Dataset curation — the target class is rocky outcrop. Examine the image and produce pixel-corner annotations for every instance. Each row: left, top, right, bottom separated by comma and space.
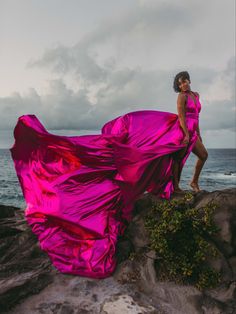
0, 188, 235, 314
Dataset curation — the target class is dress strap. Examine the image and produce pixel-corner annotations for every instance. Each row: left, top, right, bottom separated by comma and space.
183, 91, 198, 104
191, 91, 198, 98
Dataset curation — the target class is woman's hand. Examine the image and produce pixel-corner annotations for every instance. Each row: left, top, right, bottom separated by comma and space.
182, 133, 190, 145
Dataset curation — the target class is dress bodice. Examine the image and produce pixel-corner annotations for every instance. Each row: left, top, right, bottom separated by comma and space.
184, 91, 201, 119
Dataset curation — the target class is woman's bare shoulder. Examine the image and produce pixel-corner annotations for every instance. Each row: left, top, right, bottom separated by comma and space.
177, 91, 187, 99
177, 92, 187, 104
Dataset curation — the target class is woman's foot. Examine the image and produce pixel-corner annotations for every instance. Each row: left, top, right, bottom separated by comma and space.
173, 186, 185, 193
189, 181, 201, 192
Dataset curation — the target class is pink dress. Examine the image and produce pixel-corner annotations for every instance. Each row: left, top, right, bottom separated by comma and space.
9, 91, 201, 278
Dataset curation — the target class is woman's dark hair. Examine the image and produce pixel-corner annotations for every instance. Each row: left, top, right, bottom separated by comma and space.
173, 71, 191, 93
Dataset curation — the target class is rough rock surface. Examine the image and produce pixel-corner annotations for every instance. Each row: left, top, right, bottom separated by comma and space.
0, 188, 235, 314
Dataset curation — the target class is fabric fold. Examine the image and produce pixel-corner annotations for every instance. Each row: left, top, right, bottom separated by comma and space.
9, 103, 201, 278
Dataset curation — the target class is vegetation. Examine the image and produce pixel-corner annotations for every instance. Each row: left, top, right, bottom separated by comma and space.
144, 192, 222, 290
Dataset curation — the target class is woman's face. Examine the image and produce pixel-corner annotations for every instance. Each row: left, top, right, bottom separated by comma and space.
178, 77, 190, 92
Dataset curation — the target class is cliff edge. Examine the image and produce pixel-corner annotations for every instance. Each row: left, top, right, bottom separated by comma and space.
0, 188, 235, 314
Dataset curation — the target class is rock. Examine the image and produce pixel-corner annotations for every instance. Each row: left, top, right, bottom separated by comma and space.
0, 204, 19, 219
193, 188, 236, 283
0, 188, 236, 314
116, 188, 236, 313
100, 294, 157, 314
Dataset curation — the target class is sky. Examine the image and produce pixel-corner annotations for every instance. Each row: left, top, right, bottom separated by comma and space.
0, 0, 235, 148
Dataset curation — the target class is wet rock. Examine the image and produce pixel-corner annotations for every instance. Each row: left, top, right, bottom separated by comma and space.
224, 171, 233, 175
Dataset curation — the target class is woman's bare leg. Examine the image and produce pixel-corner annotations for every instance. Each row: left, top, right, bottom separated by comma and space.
189, 137, 208, 192
172, 146, 188, 192
172, 160, 183, 191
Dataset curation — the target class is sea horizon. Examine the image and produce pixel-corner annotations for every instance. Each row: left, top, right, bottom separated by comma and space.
1, 148, 235, 209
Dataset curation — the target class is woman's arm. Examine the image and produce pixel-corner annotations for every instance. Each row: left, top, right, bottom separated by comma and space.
177, 93, 189, 136
196, 123, 201, 135
196, 122, 202, 141
195, 92, 202, 141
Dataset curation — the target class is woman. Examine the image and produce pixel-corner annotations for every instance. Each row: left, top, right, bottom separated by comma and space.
172, 71, 208, 193
9, 71, 207, 278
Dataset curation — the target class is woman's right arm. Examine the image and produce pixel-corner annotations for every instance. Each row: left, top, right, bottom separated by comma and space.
177, 93, 189, 137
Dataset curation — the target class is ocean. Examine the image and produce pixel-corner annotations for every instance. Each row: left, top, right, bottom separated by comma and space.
0, 148, 235, 209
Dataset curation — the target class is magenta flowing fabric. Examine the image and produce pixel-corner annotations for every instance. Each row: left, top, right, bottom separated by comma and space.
9, 92, 201, 278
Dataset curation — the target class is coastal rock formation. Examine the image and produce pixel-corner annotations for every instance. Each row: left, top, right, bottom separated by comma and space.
0, 188, 235, 314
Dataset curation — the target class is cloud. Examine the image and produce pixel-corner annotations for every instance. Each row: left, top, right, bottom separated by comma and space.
26, 0, 200, 80
0, 0, 234, 149
0, 80, 95, 130
1, 56, 235, 134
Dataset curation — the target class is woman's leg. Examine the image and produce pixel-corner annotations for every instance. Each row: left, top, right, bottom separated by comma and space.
172, 146, 188, 192
172, 160, 182, 191
189, 137, 208, 192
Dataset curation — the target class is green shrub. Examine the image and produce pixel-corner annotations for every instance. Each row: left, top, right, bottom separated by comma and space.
144, 192, 222, 290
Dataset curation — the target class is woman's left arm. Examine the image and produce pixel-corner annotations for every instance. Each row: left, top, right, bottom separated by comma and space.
196, 123, 202, 140
196, 122, 201, 135
195, 92, 202, 142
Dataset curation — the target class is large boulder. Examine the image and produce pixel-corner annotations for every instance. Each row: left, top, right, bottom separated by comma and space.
0, 188, 235, 314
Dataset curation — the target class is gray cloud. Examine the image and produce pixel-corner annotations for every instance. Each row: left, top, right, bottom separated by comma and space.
1, 56, 235, 133
0, 0, 235, 149
26, 1, 200, 81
